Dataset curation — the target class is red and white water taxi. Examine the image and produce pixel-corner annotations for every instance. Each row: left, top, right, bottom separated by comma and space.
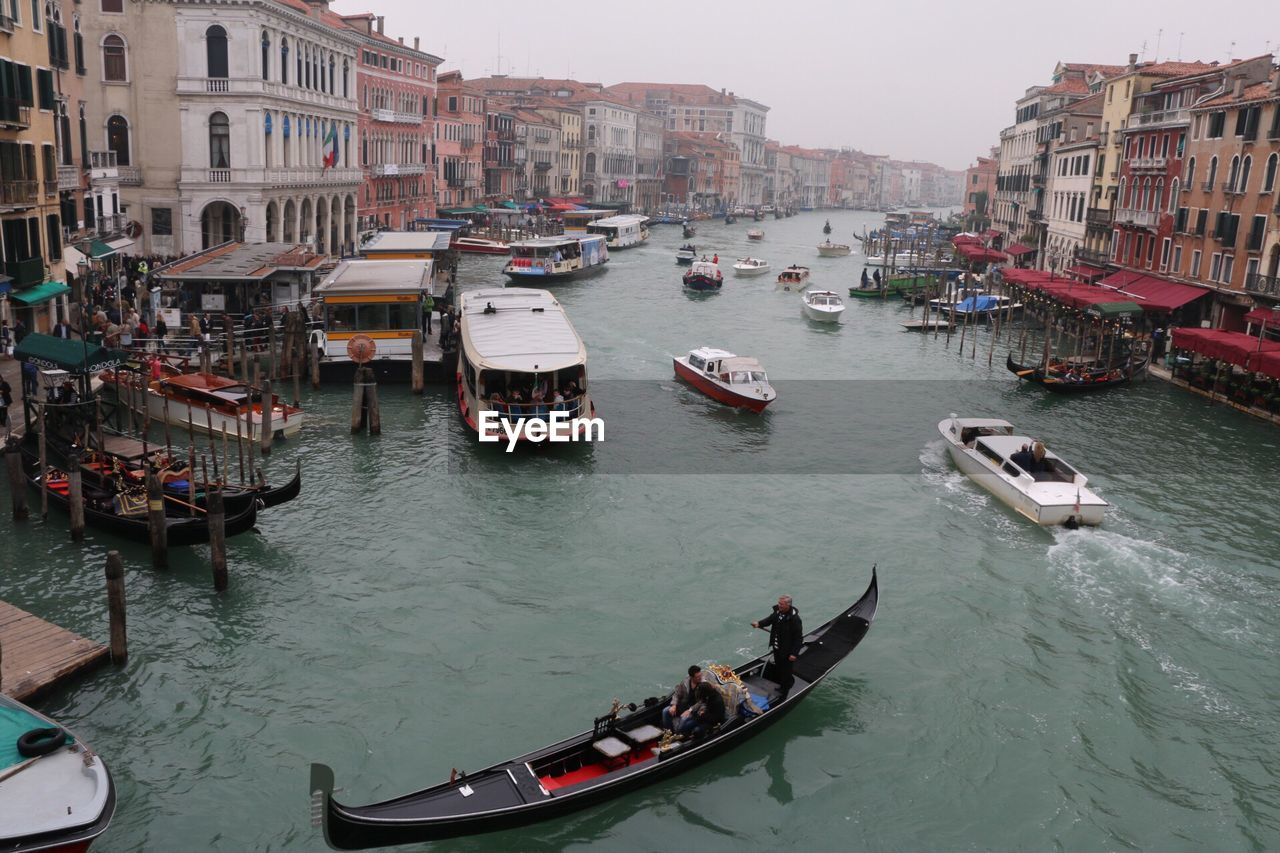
673, 347, 775, 413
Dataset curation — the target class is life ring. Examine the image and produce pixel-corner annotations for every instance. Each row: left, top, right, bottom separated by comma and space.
125, 220, 143, 240
17, 726, 67, 758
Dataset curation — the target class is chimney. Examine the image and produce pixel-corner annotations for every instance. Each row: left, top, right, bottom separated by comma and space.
1233, 73, 1246, 98
398, 37, 404, 44
1273, 71, 1280, 94
413, 37, 420, 51
1127, 53, 1138, 71
376, 16, 384, 34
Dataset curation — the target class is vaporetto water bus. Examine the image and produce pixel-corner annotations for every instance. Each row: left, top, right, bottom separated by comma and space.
310, 259, 435, 382
502, 235, 609, 282
586, 214, 649, 249
455, 288, 599, 445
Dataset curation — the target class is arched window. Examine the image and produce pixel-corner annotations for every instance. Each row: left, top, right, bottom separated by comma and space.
1168, 178, 1179, 212
102, 34, 127, 82
206, 25, 228, 79
342, 59, 349, 98
1118, 177, 1126, 209
261, 31, 270, 81
1139, 178, 1150, 209
303, 44, 311, 89
209, 111, 230, 168
328, 54, 335, 95
1227, 155, 1240, 191
1185, 156, 1196, 188
280, 37, 289, 85
106, 114, 130, 165
585, 152, 596, 173
296, 42, 303, 88
1153, 179, 1163, 212
1206, 155, 1218, 189
1239, 155, 1252, 193
1265, 153, 1278, 193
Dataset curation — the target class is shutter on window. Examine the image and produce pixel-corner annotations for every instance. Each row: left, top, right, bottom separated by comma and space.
36, 68, 54, 110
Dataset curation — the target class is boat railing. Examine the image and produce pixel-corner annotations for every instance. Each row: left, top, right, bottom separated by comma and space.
480, 393, 588, 420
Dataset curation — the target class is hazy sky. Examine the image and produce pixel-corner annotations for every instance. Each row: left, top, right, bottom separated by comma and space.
332, 0, 1279, 171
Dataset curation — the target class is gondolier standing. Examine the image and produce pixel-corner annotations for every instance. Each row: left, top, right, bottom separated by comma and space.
752, 595, 803, 699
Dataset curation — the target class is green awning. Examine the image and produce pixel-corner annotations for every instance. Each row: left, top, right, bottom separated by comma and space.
438, 207, 477, 217
1086, 301, 1142, 319
9, 281, 70, 306
89, 239, 117, 259
500, 201, 520, 210
14, 333, 126, 374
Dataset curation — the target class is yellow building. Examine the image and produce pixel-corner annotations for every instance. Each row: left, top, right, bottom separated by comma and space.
1, 5, 71, 332
533, 102, 581, 197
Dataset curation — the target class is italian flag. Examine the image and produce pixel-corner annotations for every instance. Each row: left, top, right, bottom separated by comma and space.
322, 123, 339, 169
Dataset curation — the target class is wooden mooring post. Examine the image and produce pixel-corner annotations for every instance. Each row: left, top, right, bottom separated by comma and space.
260, 379, 273, 456
67, 449, 85, 541
6, 440, 28, 521
104, 550, 127, 663
146, 468, 168, 569
37, 402, 47, 519
411, 331, 424, 394
223, 314, 236, 378
208, 488, 227, 592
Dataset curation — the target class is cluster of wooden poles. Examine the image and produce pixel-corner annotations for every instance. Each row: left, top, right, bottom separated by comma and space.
349, 328, 428, 435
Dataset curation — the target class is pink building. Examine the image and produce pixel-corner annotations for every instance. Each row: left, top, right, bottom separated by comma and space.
963, 148, 998, 222
342, 14, 441, 233
435, 72, 486, 211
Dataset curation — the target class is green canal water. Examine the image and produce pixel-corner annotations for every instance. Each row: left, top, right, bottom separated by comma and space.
5, 210, 1280, 851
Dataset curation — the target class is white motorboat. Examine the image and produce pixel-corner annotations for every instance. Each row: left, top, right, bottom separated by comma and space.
801, 290, 845, 322
746, 228, 765, 241
673, 347, 775, 412
817, 240, 852, 257
776, 265, 811, 292
937, 416, 1108, 527
732, 257, 770, 276
0, 692, 116, 852
862, 251, 920, 268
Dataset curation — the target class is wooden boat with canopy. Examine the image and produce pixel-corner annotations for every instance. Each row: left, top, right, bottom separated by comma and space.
311, 570, 877, 849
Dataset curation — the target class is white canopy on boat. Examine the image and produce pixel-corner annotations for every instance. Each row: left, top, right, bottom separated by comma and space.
460, 288, 586, 373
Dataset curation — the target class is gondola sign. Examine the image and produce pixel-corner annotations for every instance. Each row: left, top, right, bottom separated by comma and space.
346, 334, 376, 363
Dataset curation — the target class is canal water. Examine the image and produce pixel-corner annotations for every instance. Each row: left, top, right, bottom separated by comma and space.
5, 209, 1280, 851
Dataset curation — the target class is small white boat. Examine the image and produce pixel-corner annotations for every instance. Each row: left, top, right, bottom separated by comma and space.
937, 415, 1108, 527
802, 289, 845, 322
733, 257, 770, 276
673, 347, 775, 412
0, 692, 116, 851
675, 244, 697, 265
776, 265, 810, 292
746, 228, 765, 241
451, 236, 511, 255
817, 240, 852, 257
862, 251, 919, 267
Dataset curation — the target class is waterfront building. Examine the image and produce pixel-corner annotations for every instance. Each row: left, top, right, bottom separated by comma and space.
341, 13, 441, 233
634, 110, 663, 212
663, 132, 737, 211
576, 94, 637, 206
0, 0, 72, 331
483, 108, 515, 203
1115, 56, 1271, 291
510, 107, 561, 201
1086, 55, 1215, 266
783, 147, 829, 209
606, 82, 769, 206
79, 0, 363, 257
963, 148, 999, 227
435, 71, 484, 210
1171, 62, 1280, 325
531, 101, 581, 197
1042, 93, 1103, 272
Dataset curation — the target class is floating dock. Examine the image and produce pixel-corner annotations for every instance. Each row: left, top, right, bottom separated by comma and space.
0, 600, 109, 702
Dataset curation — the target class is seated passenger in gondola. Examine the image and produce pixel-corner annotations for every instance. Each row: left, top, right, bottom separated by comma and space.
677, 681, 726, 737
662, 665, 702, 731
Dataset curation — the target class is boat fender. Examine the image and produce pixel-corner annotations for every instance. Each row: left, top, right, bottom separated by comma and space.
17, 726, 68, 758
642, 696, 660, 707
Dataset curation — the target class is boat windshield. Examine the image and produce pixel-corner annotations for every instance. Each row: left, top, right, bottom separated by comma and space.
751, 371, 767, 383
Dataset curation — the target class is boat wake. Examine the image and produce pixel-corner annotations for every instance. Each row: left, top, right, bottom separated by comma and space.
918, 439, 1026, 542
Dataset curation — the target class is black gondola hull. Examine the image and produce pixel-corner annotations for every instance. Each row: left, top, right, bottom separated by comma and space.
313, 571, 878, 849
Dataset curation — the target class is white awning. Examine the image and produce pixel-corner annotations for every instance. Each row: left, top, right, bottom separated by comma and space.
63, 245, 86, 279
106, 236, 135, 252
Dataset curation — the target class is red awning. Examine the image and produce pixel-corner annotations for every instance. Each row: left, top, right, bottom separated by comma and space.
955, 243, 1006, 263
1097, 271, 1209, 312
1244, 306, 1280, 326
952, 235, 982, 246
1170, 328, 1280, 367
981, 229, 1000, 239
1251, 350, 1280, 380
1005, 243, 1037, 256
1065, 264, 1105, 281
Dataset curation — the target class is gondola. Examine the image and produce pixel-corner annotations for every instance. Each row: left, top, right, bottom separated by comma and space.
312, 569, 878, 849
823, 220, 832, 235
1006, 352, 1147, 392
22, 445, 259, 547
682, 223, 696, 239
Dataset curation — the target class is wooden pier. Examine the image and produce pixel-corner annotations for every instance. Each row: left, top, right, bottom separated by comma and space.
0, 600, 109, 702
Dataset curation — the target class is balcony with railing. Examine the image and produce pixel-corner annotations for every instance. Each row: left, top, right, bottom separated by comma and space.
0, 101, 31, 130
4, 257, 45, 288
371, 162, 426, 177
1115, 207, 1159, 228
1075, 247, 1112, 266
0, 11, 13, 32
1086, 207, 1111, 229
1245, 273, 1280, 298
1130, 156, 1168, 172
1131, 108, 1190, 129
96, 212, 127, 236
57, 164, 80, 191
118, 166, 141, 185
1223, 182, 1244, 196
533, 160, 553, 171
89, 150, 118, 179
1202, 180, 1216, 192
175, 77, 355, 111
0, 179, 38, 208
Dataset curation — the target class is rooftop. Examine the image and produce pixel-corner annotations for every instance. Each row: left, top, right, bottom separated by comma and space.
316, 259, 433, 294
158, 242, 325, 282
360, 231, 453, 255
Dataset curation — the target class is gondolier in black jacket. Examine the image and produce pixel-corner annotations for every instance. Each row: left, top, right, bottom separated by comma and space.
753, 595, 803, 699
